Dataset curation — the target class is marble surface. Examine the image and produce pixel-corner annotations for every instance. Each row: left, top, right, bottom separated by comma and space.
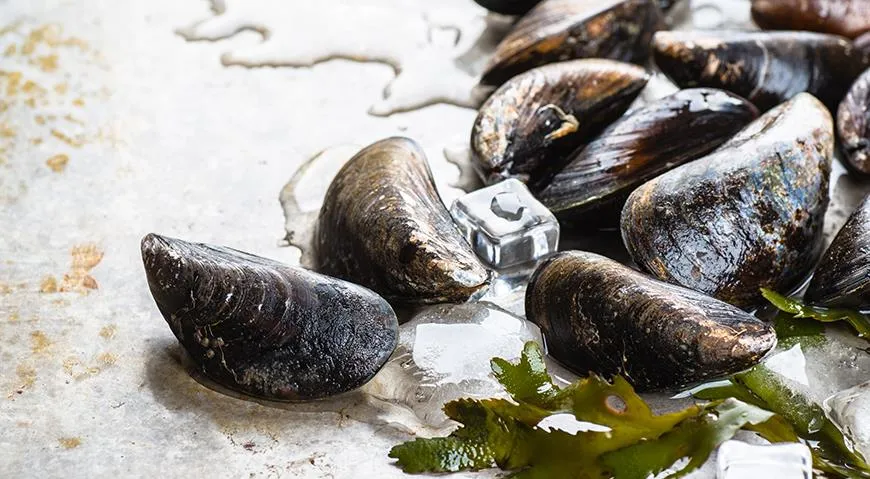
1, 0, 868, 478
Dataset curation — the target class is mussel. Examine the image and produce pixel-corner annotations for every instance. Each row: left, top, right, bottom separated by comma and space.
315, 137, 490, 306
481, 0, 664, 86
653, 30, 869, 111
537, 88, 759, 223
471, 59, 648, 191
526, 251, 776, 390
751, 0, 870, 39
804, 194, 870, 310
621, 93, 834, 308
141, 234, 398, 401
837, 68, 870, 175
473, 0, 542, 16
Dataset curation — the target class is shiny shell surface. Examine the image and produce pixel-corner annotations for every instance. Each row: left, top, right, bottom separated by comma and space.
473, 0, 542, 15
751, 0, 870, 39
315, 137, 490, 306
526, 251, 776, 391
837, 68, 870, 175
621, 93, 834, 308
481, 0, 664, 85
805, 194, 870, 310
141, 233, 398, 401
537, 88, 759, 223
653, 30, 869, 111
471, 59, 648, 191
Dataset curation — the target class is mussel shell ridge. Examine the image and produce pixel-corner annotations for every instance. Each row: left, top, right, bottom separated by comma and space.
315, 137, 490, 306
837, 68, 870, 175
805, 194, 870, 310
537, 88, 759, 222
653, 30, 869, 111
621, 93, 833, 308
471, 59, 648, 191
526, 251, 776, 391
141, 234, 399, 401
481, 0, 663, 86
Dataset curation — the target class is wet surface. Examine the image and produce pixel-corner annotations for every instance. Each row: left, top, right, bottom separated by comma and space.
3, 0, 870, 477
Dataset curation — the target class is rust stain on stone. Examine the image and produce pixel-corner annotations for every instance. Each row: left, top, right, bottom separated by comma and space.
99, 325, 116, 340
39, 275, 58, 293
58, 244, 103, 294
58, 437, 81, 449
97, 352, 117, 365
45, 153, 69, 172
62, 356, 100, 380
30, 331, 51, 353
9, 364, 36, 397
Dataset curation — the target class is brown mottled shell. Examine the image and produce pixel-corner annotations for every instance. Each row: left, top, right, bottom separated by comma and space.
471, 59, 648, 191
526, 251, 776, 391
837, 68, 870, 174
141, 234, 398, 401
621, 93, 834, 309
481, 0, 664, 86
537, 88, 759, 223
805, 194, 870, 310
315, 137, 490, 306
752, 0, 870, 39
653, 30, 869, 112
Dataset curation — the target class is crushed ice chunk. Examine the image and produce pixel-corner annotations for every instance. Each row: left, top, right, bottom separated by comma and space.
716, 440, 812, 479
361, 303, 543, 429
824, 380, 870, 460
450, 179, 559, 270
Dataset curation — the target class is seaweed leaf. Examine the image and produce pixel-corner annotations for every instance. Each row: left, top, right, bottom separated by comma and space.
390, 342, 792, 478
762, 288, 870, 338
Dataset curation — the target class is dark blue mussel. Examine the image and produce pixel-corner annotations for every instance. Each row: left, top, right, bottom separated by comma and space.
141, 233, 398, 401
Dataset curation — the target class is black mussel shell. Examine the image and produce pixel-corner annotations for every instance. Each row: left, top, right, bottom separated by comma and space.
656, 0, 678, 11
538, 88, 759, 223
526, 251, 776, 391
621, 93, 834, 309
481, 0, 664, 86
752, 0, 870, 39
141, 234, 398, 401
473, 0, 542, 16
315, 137, 490, 306
653, 30, 869, 112
837, 68, 870, 174
857, 32, 870, 55
471, 59, 648, 191
805, 195, 870, 309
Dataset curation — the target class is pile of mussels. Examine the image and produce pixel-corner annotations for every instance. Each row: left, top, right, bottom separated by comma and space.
142, 0, 870, 404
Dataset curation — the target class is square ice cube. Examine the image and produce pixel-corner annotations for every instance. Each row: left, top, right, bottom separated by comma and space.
449, 179, 559, 269
717, 440, 812, 479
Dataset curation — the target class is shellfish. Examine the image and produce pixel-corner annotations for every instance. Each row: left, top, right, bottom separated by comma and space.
526, 251, 776, 391
621, 93, 834, 308
837, 67, 870, 175
653, 30, 869, 111
473, 0, 542, 16
481, 0, 664, 86
804, 194, 870, 310
315, 137, 490, 306
751, 0, 870, 39
537, 88, 759, 223
141, 234, 398, 401
471, 59, 648, 191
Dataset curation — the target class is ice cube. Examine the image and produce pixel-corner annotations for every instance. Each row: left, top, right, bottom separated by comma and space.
716, 440, 812, 479
362, 302, 543, 428
450, 179, 559, 269
824, 380, 870, 460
